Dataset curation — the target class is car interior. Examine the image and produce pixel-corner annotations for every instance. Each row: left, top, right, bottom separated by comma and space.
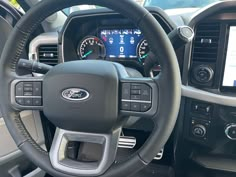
0, 0, 236, 177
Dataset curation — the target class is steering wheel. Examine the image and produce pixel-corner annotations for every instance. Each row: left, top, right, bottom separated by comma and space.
0, 0, 181, 177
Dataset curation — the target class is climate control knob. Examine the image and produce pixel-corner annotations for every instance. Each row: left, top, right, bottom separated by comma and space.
192, 124, 206, 138
193, 65, 214, 83
225, 124, 236, 140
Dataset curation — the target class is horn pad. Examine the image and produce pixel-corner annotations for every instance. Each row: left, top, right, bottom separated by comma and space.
43, 60, 119, 133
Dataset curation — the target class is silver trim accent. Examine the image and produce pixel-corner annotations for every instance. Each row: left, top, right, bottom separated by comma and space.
225, 124, 236, 140
154, 148, 164, 160
49, 128, 121, 176
24, 168, 45, 177
118, 136, 136, 149
61, 88, 89, 101
121, 99, 151, 104
29, 32, 58, 62
182, 85, 236, 107
15, 96, 42, 98
29, 32, 58, 77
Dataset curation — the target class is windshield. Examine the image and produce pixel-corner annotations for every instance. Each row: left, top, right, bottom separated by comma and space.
144, 0, 220, 10
60, 0, 221, 16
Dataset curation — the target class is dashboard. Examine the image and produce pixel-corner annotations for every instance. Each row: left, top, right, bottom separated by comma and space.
59, 9, 174, 75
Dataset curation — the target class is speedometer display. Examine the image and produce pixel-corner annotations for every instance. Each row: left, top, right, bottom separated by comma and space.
78, 36, 106, 60
137, 39, 149, 64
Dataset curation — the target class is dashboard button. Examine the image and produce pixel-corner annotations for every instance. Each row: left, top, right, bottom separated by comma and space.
16, 82, 24, 96
141, 84, 151, 101
131, 102, 141, 112
225, 124, 236, 140
121, 102, 130, 111
16, 98, 24, 105
192, 124, 206, 138
122, 83, 131, 100
141, 103, 151, 112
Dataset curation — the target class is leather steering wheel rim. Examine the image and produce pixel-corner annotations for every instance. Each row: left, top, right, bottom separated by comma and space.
0, 0, 181, 177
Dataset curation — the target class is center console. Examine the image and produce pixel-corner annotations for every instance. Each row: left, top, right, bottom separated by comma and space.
180, 4, 236, 173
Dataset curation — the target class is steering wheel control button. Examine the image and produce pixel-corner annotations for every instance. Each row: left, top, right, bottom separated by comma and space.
121, 82, 153, 113
131, 102, 141, 112
15, 82, 24, 96
131, 95, 141, 100
131, 84, 141, 90
192, 124, 207, 138
141, 84, 151, 101
13, 80, 43, 108
122, 83, 131, 99
33, 98, 42, 106
16, 98, 24, 105
24, 92, 33, 96
131, 90, 141, 95
121, 102, 131, 111
24, 98, 33, 106
33, 82, 42, 96
141, 103, 152, 112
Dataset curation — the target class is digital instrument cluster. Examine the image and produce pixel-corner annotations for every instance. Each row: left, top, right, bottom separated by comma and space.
77, 29, 149, 64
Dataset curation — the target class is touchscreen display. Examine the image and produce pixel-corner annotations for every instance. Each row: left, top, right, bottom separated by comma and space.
100, 29, 143, 58
222, 26, 236, 87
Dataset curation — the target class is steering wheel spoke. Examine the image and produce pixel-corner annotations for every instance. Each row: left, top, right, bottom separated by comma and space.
49, 128, 121, 176
10, 76, 43, 110
119, 77, 159, 118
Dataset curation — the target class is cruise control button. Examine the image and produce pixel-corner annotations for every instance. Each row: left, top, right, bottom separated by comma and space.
141, 84, 151, 101
16, 98, 24, 105
24, 92, 33, 96
24, 87, 33, 92
33, 98, 42, 106
131, 95, 141, 100
122, 83, 130, 100
24, 82, 33, 87
16, 82, 24, 96
131, 90, 141, 95
141, 103, 151, 112
24, 98, 33, 106
131, 84, 141, 90
131, 102, 141, 112
33, 82, 42, 96
121, 102, 130, 111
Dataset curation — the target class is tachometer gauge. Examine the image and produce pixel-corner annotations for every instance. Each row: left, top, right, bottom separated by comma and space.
137, 39, 149, 64
78, 36, 106, 60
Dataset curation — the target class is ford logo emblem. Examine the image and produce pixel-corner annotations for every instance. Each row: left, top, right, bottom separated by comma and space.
62, 88, 89, 101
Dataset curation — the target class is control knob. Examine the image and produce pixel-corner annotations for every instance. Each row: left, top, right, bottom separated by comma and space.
193, 65, 214, 83
192, 124, 207, 138
225, 124, 236, 140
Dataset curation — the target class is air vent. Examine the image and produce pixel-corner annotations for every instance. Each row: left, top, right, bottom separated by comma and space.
192, 22, 220, 62
38, 44, 58, 66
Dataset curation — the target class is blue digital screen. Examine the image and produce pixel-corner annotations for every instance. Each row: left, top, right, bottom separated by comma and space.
100, 29, 143, 59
